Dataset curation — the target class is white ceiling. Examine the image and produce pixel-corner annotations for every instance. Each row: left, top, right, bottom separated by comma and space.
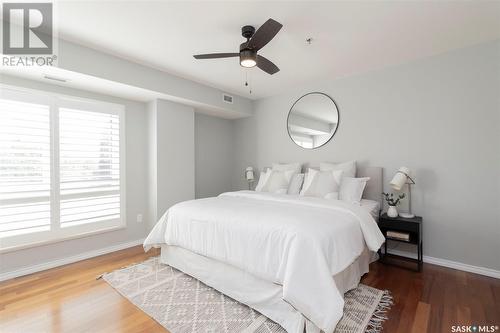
55, 1, 500, 100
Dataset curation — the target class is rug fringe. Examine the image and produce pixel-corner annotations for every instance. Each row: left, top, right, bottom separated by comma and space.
365, 290, 393, 333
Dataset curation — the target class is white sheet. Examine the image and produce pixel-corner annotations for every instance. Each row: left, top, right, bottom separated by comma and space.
144, 190, 384, 333
360, 199, 381, 220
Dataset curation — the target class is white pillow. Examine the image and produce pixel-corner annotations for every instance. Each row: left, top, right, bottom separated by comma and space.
255, 169, 271, 192
300, 168, 343, 198
288, 173, 304, 195
339, 177, 370, 205
272, 162, 302, 174
319, 161, 357, 178
262, 170, 295, 193
301, 168, 318, 195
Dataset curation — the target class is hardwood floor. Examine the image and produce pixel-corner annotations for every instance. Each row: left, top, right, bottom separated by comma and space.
361, 259, 500, 333
1, 246, 499, 333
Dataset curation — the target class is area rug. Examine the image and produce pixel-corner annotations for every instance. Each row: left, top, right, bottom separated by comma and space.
102, 256, 392, 333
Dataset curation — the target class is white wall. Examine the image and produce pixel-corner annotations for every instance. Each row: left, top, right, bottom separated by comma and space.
0, 75, 150, 273
147, 101, 158, 228
232, 40, 500, 271
195, 113, 234, 198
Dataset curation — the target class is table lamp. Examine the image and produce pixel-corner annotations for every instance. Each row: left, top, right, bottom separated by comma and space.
390, 166, 416, 218
245, 167, 255, 190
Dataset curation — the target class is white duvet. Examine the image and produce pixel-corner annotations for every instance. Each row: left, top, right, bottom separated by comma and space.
144, 191, 384, 333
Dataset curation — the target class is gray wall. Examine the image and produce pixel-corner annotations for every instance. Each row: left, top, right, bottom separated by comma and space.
232, 40, 500, 271
147, 99, 195, 229
195, 113, 234, 198
156, 100, 195, 222
1, 40, 499, 276
58, 39, 253, 118
0, 76, 150, 273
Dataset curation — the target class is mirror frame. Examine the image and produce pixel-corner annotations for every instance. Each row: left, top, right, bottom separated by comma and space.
286, 92, 340, 150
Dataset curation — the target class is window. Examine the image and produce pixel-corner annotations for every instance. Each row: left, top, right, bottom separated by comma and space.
59, 108, 121, 228
0, 97, 51, 238
0, 87, 125, 251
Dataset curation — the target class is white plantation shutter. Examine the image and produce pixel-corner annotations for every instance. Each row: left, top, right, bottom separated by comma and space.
0, 98, 51, 238
0, 87, 125, 251
59, 108, 121, 227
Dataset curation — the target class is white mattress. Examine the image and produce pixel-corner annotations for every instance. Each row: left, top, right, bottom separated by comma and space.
160, 244, 374, 333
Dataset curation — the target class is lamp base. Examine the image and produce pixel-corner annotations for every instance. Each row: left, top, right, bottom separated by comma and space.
399, 212, 415, 219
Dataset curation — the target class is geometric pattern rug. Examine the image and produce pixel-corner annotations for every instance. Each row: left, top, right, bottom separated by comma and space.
102, 256, 392, 333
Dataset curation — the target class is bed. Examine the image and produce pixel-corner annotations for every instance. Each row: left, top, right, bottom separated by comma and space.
144, 167, 385, 333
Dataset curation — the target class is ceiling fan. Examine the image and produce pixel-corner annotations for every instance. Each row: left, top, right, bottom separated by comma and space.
193, 18, 282, 75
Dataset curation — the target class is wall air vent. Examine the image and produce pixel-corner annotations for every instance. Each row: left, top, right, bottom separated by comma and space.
222, 93, 233, 104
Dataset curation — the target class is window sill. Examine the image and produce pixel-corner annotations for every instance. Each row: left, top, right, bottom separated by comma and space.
0, 225, 126, 254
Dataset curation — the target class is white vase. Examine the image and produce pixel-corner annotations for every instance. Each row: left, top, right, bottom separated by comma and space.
387, 206, 398, 218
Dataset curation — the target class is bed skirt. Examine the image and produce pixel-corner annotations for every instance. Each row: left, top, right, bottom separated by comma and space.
160, 245, 374, 333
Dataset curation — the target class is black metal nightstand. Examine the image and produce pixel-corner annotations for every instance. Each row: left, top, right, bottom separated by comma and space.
378, 213, 423, 272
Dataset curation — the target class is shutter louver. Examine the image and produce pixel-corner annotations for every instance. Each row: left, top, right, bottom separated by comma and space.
0, 99, 51, 237
59, 108, 121, 227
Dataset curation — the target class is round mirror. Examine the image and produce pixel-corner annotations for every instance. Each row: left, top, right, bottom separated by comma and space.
287, 92, 339, 149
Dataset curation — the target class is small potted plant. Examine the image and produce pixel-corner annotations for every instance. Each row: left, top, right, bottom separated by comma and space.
382, 192, 406, 218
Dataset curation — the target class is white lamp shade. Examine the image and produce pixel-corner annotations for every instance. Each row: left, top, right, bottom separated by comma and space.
245, 167, 254, 181
390, 166, 411, 191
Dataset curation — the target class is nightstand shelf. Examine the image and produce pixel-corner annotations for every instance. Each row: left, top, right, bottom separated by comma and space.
378, 213, 423, 272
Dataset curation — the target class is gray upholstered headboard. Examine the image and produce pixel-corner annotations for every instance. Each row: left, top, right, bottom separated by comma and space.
261, 165, 383, 206
358, 166, 383, 206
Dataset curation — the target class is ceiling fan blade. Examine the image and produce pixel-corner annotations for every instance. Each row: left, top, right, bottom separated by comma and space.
247, 18, 283, 51
193, 53, 239, 59
257, 55, 279, 75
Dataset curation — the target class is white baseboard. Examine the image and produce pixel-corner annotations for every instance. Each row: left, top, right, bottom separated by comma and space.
0, 238, 145, 282
388, 249, 500, 279
2, 239, 498, 282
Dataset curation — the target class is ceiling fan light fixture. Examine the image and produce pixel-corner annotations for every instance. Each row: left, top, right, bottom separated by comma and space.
240, 49, 257, 68
240, 58, 256, 68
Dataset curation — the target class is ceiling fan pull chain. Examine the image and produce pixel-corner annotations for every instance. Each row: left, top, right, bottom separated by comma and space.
248, 70, 253, 94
